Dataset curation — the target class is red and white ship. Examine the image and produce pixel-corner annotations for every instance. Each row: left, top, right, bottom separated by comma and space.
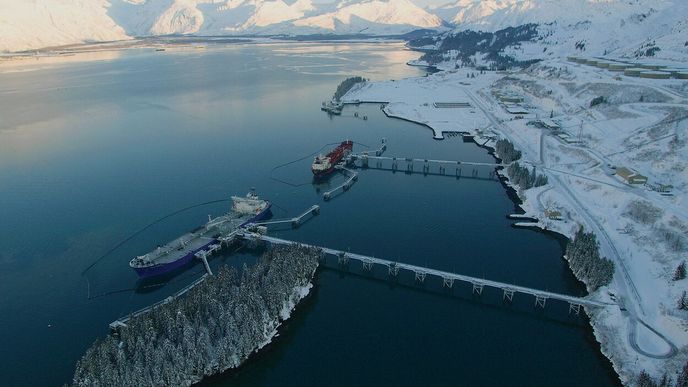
311, 140, 353, 177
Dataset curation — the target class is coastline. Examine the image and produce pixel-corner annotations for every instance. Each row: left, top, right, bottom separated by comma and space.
341, 49, 688, 382
198, 270, 322, 385
72, 249, 321, 386
340, 94, 629, 383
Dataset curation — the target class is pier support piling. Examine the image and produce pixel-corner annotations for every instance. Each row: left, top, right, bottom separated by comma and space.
362, 259, 373, 272
535, 295, 548, 308
414, 270, 426, 283
472, 283, 484, 296
503, 288, 514, 302
442, 277, 454, 288
569, 303, 582, 315
338, 252, 349, 266
195, 251, 213, 276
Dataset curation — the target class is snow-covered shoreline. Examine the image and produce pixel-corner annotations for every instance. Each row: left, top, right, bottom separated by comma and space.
342, 60, 688, 384
72, 245, 322, 387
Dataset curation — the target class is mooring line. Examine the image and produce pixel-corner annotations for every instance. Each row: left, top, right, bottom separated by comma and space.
269, 140, 369, 187
81, 199, 230, 275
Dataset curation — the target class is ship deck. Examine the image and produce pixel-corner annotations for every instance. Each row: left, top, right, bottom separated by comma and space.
136, 213, 249, 266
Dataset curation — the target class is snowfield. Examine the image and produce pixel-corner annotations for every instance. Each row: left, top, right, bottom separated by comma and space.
343, 57, 688, 384
0, 1, 129, 52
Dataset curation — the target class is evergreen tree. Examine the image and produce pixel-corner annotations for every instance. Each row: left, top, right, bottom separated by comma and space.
676, 359, 688, 387
495, 139, 522, 163
73, 245, 322, 386
674, 261, 686, 281
566, 227, 614, 291
678, 291, 688, 310
638, 370, 658, 387
333, 76, 366, 101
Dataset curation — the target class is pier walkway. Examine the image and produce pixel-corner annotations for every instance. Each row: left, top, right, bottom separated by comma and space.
323, 166, 358, 200
110, 274, 209, 330
350, 154, 503, 177
253, 205, 320, 228
351, 162, 499, 180
242, 233, 614, 312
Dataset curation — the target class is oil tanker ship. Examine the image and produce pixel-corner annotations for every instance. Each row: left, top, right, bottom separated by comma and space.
311, 140, 353, 177
129, 190, 271, 278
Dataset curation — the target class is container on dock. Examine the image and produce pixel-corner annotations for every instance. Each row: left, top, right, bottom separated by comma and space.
675, 71, 688, 79
608, 62, 632, 71
639, 70, 672, 79
623, 68, 645, 77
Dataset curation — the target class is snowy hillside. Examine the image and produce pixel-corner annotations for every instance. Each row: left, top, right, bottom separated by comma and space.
0, 0, 444, 52
418, 0, 688, 67
0, 1, 129, 52
293, 0, 444, 35
3, 0, 686, 56
432, 0, 675, 31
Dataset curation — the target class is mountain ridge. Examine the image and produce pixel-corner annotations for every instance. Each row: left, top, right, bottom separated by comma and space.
1, 0, 685, 58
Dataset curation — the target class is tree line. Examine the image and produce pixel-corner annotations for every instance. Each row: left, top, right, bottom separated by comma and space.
565, 227, 614, 291
507, 162, 548, 190
333, 76, 366, 101
411, 24, 541, 69
72, 244, 322, 387
495, 138, 522, 163
637, 358, 688, 387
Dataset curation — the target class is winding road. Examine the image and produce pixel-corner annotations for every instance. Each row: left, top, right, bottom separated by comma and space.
466, 88, 678, 359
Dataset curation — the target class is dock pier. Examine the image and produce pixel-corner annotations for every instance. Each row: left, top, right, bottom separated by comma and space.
252, 205, 321, 228
323, 165, 358, 201
194, 242, 221, 275
348, 155, 500, 180
109, 274, 209, 331
241, 233, 614, 312
351, 155, 503, 169
109, 205, 321, 331
348, 152, 503, 179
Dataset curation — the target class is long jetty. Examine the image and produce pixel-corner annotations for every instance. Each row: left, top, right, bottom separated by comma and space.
354, 155, 503, 168
241, 233, 614, 312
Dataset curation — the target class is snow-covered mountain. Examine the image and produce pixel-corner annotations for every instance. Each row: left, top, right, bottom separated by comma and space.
292, 0, 443, 35
431, 0, 678, 32
0, 1, 129, 52
2, 0, 686, 58
0, 0, 444, 52
421, 0, 688, 65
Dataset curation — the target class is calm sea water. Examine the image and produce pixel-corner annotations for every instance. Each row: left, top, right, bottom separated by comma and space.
0, 42, 619, 386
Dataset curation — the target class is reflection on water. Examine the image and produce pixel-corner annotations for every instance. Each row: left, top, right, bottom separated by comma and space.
0, 49, 124, 73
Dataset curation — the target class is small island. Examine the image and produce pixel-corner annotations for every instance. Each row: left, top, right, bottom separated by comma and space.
72, 245, 321, 386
